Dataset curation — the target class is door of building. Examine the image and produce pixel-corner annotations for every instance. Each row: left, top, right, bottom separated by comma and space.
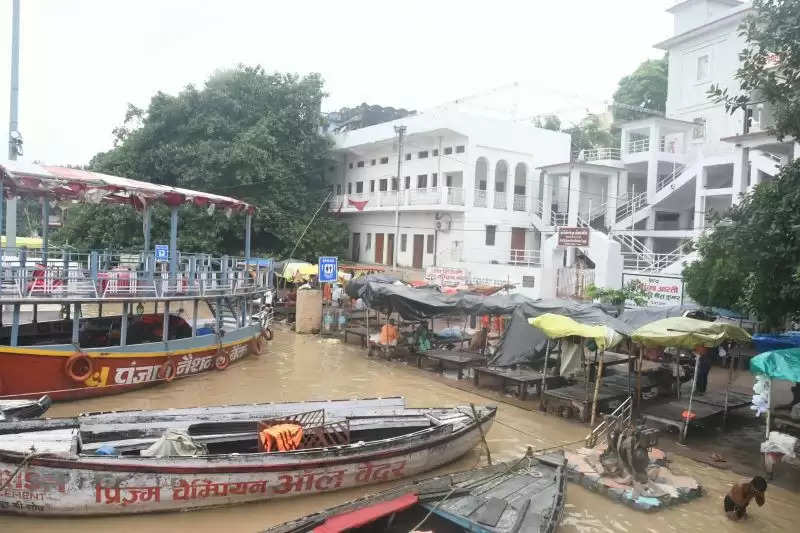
386, 233, 394, 266
510, 227, 526, 263
374, 233, 384, 264
351, 233, 360, 262
412, 234, 424, 269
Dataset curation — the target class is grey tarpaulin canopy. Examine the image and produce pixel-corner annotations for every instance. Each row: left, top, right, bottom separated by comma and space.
617, 304, 699, 331
344, 275, 401, 300
490, 299, 634, 366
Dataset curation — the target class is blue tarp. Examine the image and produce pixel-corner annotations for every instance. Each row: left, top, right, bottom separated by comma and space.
750, 348, 800, 382
752, 332, 800, 353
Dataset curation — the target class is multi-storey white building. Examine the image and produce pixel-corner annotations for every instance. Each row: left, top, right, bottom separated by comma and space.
327, 111, 570, 294
328, 0, 798, 301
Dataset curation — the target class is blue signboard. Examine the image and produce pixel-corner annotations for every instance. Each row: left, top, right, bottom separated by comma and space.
155, 244, 169, 262
318, 256, 338, 283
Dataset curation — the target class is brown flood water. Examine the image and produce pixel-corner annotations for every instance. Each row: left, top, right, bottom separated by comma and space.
1, 327, 798, 532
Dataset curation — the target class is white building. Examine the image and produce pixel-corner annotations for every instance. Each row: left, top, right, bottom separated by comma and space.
327, 0, 798, 301
327, 111, 570, 295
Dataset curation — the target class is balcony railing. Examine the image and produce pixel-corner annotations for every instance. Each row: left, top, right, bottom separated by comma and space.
626, 138, 650, 154
447, 187, 465, 205
408, 187, 440, 205
534, 198, 544, 218
579, 147, 621, 161
379, 190, 401, 207
657, 138, 682, 154
509, 249, 541, 267
512, 194, 526, 211
493, 192, 507, 210
473, 188, 487, 207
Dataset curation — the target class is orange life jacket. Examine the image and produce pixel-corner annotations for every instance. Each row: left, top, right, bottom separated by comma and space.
259, 423, 303, 452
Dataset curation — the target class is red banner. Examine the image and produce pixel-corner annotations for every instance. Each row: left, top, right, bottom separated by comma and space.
348, 198, 369, 211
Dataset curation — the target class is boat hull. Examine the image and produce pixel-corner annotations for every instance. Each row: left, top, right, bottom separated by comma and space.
0, 325, 262, 401
0, 409, 495, 516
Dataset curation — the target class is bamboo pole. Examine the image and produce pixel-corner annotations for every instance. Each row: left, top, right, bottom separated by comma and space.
540, 339, 551, 396
636, 344, 643, 410
590, 351, 605, 428
682, 354, 701, 442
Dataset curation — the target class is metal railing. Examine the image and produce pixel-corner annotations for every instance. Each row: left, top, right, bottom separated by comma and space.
551, 212, 568, 226
447, 187, 465, 206
473, 188, 487, 207
626, 138, 650, 154
658, 138, 682, 154
579, 147, 621, 161
586, 396, 632, 448
656, 164, 686, 192
0, 249, 270, 302
493, 192, 507, 210
615, 191, 648, 223
534, 198, 544, 218
509, 249, 541, 267
512, 194, 526, 211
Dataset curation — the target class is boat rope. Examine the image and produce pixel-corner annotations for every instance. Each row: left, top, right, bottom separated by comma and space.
469, 403, 492, 466
0, 450, 41, 493
493, 418, 589, 452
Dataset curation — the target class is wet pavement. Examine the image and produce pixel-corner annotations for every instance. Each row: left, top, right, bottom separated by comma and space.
1, 326, 799, 532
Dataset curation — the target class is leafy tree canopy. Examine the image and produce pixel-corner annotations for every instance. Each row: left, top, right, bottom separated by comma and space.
326, 103, 415, 133
564, 114, 617, 155
54, 66, 348, 261
685, 160, 800, 327
709, 0, 800, 140
612, 56, 668, 122
533, 114, 561, 131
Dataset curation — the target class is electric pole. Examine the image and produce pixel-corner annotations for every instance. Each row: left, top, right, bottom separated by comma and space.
393, 125, 406, 270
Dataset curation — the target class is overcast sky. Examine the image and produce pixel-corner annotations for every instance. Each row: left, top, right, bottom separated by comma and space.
0, 0, 675, 165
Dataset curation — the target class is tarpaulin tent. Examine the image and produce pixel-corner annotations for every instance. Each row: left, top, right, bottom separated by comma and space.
490, 307, 549, 367
282, 262, 318, 282
750, 348, 800, 383
631, 317, 751, 349
752, 332, 800, 353
618, 304, 699, 331
530, 313, 624, 351
345, 275, 401, 300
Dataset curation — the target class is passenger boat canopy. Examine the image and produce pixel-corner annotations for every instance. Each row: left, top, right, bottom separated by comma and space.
0, 160, 253, 213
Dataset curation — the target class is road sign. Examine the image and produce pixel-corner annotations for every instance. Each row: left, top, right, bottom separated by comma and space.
318, 256, 338, 283
155, 244, 169, 262
557, 227, 590, 247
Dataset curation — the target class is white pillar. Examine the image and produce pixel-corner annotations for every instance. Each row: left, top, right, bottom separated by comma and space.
646, 123, 661, 204
487, 161, 496, 210
567, 166, 581, 227
645, 210, 656, 252
678, 208, 691, 230
620, 128, 630, 156
542, 172, 553, 226
606, 171, 619, 229
731, 147, 748, 205
693, 168, 706, 230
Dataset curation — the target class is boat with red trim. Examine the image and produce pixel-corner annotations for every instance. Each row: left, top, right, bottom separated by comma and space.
0, 396, 496, 515
0, 161, 272, 401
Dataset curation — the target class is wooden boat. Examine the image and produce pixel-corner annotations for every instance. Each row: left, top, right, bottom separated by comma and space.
0, 396, 51, 421
0, 161, 272, 402
0, 396, 496, 516
267, 450, 566, 533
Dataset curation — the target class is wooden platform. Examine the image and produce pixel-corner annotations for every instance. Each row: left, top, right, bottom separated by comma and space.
541, 373, 645, 422
414, 350, 486, 379
641, 389, 753, 442
473, 367, 564, 401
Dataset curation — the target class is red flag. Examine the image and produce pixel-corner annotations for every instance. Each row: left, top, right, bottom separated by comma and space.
348, 198, 369, 211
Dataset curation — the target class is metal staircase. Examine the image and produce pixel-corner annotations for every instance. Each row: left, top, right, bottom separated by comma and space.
207, 297, 240, 333
614, 191, 649, 229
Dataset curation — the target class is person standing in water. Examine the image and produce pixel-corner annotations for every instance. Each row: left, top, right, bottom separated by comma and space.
724, 476, 767, 520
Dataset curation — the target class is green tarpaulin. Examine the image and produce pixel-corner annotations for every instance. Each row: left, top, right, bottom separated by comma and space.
631, 317, 751, 349
749, 348, 800, 382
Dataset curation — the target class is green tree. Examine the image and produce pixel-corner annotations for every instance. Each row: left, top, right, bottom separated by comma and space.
533, 114, 562, 131
564, 114, 617, 155
54, 66, 348, 261
327, 103, 415, 133
709, 0, 800, 141
612, 56, 668, 122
